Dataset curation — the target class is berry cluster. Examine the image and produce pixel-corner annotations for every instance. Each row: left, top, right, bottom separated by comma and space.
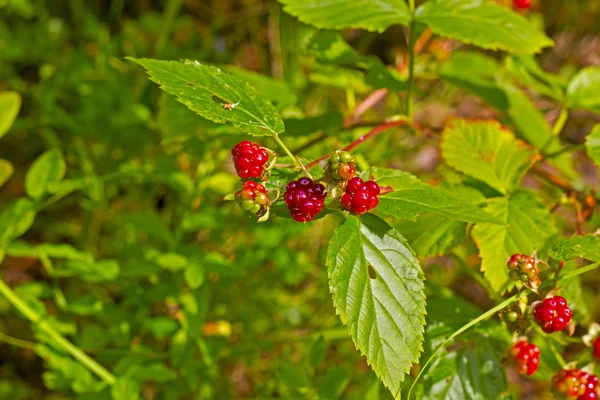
329, 151, 356, 181
513, 0, 531, 9
534, 296, 573, 334
341, 177, 381, 215
552, 369, 599, 400
509, 340, 540, 376
232, 140, 269, 179
283, 178, 327, 222
235, 181, 269, 215
507, 253, 541, 289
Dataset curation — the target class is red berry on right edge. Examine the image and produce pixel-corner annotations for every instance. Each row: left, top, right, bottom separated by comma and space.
534, 296, 572, 334
231, 141, 269, 179
284, 178, 327, 222
509, 340, 540, 376
341, 177, 380, 215
513, 0, 531, 9
553, 369, 599, 400
594, 337, 600, 360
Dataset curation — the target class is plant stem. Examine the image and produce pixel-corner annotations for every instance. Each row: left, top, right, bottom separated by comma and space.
273, 134, 311, 178
0, 330, 37, 350
405, 20, 417, 120
407, 261, 600, 399
542, 107, 569, 154
0, 278, 116, 385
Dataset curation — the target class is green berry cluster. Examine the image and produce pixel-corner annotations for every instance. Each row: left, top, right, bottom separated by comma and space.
507, 253, 541, 290
329, 150, 356, 181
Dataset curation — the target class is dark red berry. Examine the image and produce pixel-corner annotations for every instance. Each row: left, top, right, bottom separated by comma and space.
534, 295, 572, 333
594, 338, 600, 360
509, 340, 540, 376
340, 177, 380, 215
232, 141, 269, 179
513, 0, 531, 9
284, 178, 327, 222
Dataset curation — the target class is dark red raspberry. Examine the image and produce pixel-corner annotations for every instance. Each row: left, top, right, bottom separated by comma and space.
534, 296, 572, 333
283, 177, 327, 222
513, 0, 531, 9
235, 181, 269, 215
231, 141, 269, 179
553, 369, 599, 400
594, 337, 600, 360
509, 340, 540, 376
341, 177, 380, 215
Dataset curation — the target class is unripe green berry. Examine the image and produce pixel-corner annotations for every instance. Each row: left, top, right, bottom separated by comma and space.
506, 311, 519, 323
332, 169, 342, 180
509, 270, 520, 281
241, 188, 255, 200
520, 273, 529, 282
339, 151, 353, 163
330, 153, 341, 163
526, 270, 537, 278
255, 192, 269, 206
250, 203, 261, 214
241, 199, 255, 211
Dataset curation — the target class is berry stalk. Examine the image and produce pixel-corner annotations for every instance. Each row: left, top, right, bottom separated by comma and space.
273, 134, 312, 178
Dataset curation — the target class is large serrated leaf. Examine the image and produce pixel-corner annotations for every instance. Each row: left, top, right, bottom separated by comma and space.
549, 234, 600, 262
326, 214, 426, 397
586, 125, 600, 167
566, 67, 600, 113
416, 0, 553, 54
471, 191, 557, 293
368, 167, 501, 224
129, 58, 284, 136
441, 119, 538, 195
278, 0, 411, 32
394, 215, 467, 258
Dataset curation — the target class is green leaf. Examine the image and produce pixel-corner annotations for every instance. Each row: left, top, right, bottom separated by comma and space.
56, 259, 120, 282
278, 0, 411, 32
25, 148, 66, 199
309, 335, 327, 367
0, 91, 21, 139
184, 262, 205, 289
304, 30, 366, 65
319, 367, 350, 399
155, 253, 188, 271
471, 191, 557, 293
0, 198, 36, 247
394, 215, 467, 257
586, 124, 600, 166
566, 66, 600, 113
368, 167, 501, 223
111, 378, 140, 400
326, 214, 426, 396
504, 55, 565, 101
122, 211, 175, 246
415, 0, 553, 54
223, 65, 297, 108
549, 234, 600, 262
441, 119, 537, 194
0, 158, 13, 188
129, 58, 284, 136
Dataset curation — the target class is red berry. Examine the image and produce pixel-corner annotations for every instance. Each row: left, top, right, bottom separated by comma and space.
235, 182, 269, 215
553, 369, 599, 400
340, 177, 381, 215
232, 141, 269, 179
594, 338, 600, 360
283, 178, 327, 222
346, 177, 363, 194
509, 341, 540, 376
338, 164, 356, 180
513, 0, 531, 9
534, 295, 572, 333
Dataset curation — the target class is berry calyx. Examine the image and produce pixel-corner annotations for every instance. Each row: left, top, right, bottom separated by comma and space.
341, 177, 380, 215
513, 0, 531, 9
235, 181, 269, 216
329, 151, 356, 181
533, 296, 572, 334
553, 369, 599, 400
232, 141, 269, 179
283, 178, 327, 222
594, 337, 600, 360
507, 253, 541, 289
509, 340, 540, 376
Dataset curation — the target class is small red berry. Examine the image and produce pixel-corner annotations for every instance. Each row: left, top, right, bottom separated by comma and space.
338, 164, 356, 180
553, 369, 599, 400
340, 177, 381, 215
513, 0, 531, 9
509, 340, 540, 376
283, 178, 327, 222
232, 141, 269, 179
594, 338, 600, 360
533, 295, 572, 333
235, 182, 269, 215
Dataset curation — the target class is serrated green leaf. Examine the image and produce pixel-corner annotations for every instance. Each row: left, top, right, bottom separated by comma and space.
566, 66, 600, 113
368, 167, 501, 223
415, 0, 553, 54
326, 214, 426, 396
549, 234, 600, 262
0, 158, 13, 188
0, 91, 21, 139
279, 0, 411, 32
441, 119, 537, 194
471, 191, 556, 293
394, 215, 467, 257
586, 125, 600, 167
0, 198, 36, 247
25, 148, 66, 199
129, 58, 284, 136
504, 55, 565, 101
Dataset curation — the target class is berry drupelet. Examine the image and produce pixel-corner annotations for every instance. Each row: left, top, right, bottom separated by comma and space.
533, 296, 572, 334
513, 0, 532, 9
509, 340, 540, 376
235, 181, 269, 215
231, 141, 269, 179
341, 177, 380, 215
284, 177, 327, 222
553, 369, 599, 400
329, 151, 356, 181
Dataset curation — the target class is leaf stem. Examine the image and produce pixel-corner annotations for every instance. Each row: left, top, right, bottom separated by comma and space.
541, 107, 569, 154
406, 20, 417, 120
407, 261, 600, 399
0, 330, 37, 350
273, 134, 312, 178
0, 278, 116, 385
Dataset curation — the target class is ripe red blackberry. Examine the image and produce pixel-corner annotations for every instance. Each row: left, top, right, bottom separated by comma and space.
509, 340, 540, 376
533, 296, 572, 333
283, 177, 327, 222
235, 181, 269, 215
552, 369, 599, 400
513, 0, 531, 9
231, 141, 269, 179
594, 337, 600, 360
340, 177, 380, 215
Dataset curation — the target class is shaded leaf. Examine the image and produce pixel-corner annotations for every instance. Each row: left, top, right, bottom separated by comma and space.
0, 198, 36, 247
326, 214, 426, 396
184, 262, 205, 289
586, 125, 600, 167
25, 149, 66, 199
441, 119, 538, 194
129, 58, 284, 135
566, 66, 600, 113
394, 214, 467, 257
549, 234, 600, 262
0, 91, 21, 139
471, 191, 556, 293
319, 367, 350, 399
416, 0, 553, 54
0, 158, 13, 188
504, 55, 565, 101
